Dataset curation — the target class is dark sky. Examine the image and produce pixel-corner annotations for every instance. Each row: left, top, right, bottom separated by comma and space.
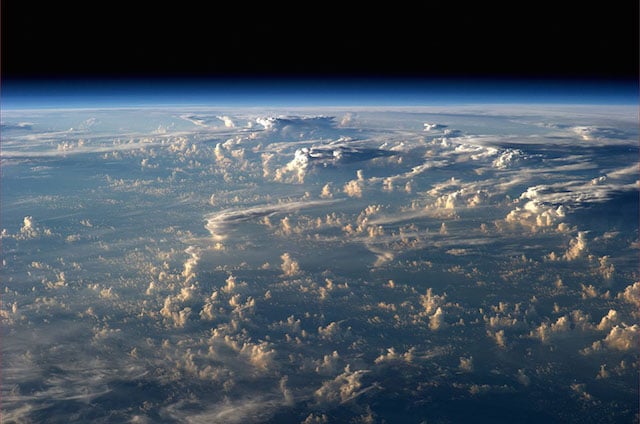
2, 3, 638, 82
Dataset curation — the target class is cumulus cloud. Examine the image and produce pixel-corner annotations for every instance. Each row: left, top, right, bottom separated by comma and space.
160, 295, 192, 328
487, 329, 507, 348
602, 324, 640, 351
581, 323, 640, 355
428, 307, 447, 331
563, 231, 588, 261
302, 413, 329, 423
320, 183, 333, 199
504, 200, 567, 232
314, 350, 341, 375
516, 369, 531, 386
424, 123, 447, 131
20, 216, 37, 237
343, 179, 363, 198
182, 246, 201, 280
281, 253, 300, 277
618, 281, 640, 307
199, 292, 220, 321
314, 366, 377, 405
239, 341, 276, 370
15, 216, 52, 239
256, 116, 278, 130
318, 321, 349, 340
596, 309, 619, 331
458, 356, 474, 372
569, 383, 593, 401
530, 315, 575, 342
283, 145, 394, 182
339, 113, 353, 126
217, 115, 235, 128
492, 148, 524, 169
420, 288, 446, 315
374, 347, 415, 364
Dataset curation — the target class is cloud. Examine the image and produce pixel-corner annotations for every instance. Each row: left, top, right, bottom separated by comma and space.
5, 105, 638, 423
516, 178, 639, 211
320, 183, 332, 199
318, 321, 350, 340
302, 413, 329, 423
217, 116, 235, 128
259, 115, 336, 130
280, 253, 300, 277
20, 216, 38, 237
1, 121, 34, 130
314, 366, 377, 405
458, 356, 474, 372
563, 231, 588, 261
487, 329, 507, 348
424, 122, 447, 131
569, 383, 593, 401
160, 295, 192, 328
180, 114, 213, 127
204, 327, 276, 375
596, 309, 619, 331
618, 281, 640, 307
343, 179, 363, 198
278, 144, 395, 183
339, 113, 354, 126
503, 199, 567, 233
199, 292, 220, 321
581, 323, 640, 355
162, 395, 288, 424
254, 116, 340, 141
374, 347, 415, 364
239, 341, 276, 371
314, 350, 341, 375
2, 130, 177, 158
182, 246, 201, 280
602, 324, 640, 351
256, 117, 278, 130
530, 315, 572, 342
571, 126, 630, 141
15, 216, 52, 239
516, 369, 531, 386
606, 164, 639, 179
278, 149, 310, 183
367, 244, 395, 267
466, 383, 514, 395
204, 199, 339, 240
492, 148, 524, 169
420, 288, 446, 315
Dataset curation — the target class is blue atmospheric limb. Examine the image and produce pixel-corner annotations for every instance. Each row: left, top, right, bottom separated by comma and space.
2, 77, 638, 110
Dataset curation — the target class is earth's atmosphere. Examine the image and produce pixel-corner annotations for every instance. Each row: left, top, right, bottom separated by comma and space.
1, 100, 638, 423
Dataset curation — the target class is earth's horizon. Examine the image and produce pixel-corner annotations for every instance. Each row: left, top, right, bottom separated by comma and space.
2, 87, 638, 423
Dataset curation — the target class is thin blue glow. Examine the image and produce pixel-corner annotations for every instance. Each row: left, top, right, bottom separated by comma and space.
2, 78, 638, 109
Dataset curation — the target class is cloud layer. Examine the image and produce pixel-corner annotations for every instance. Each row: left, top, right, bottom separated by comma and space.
2, 104, 638, 423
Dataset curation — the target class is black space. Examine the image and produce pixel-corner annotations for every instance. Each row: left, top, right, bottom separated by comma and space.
2, 3, 638, 82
